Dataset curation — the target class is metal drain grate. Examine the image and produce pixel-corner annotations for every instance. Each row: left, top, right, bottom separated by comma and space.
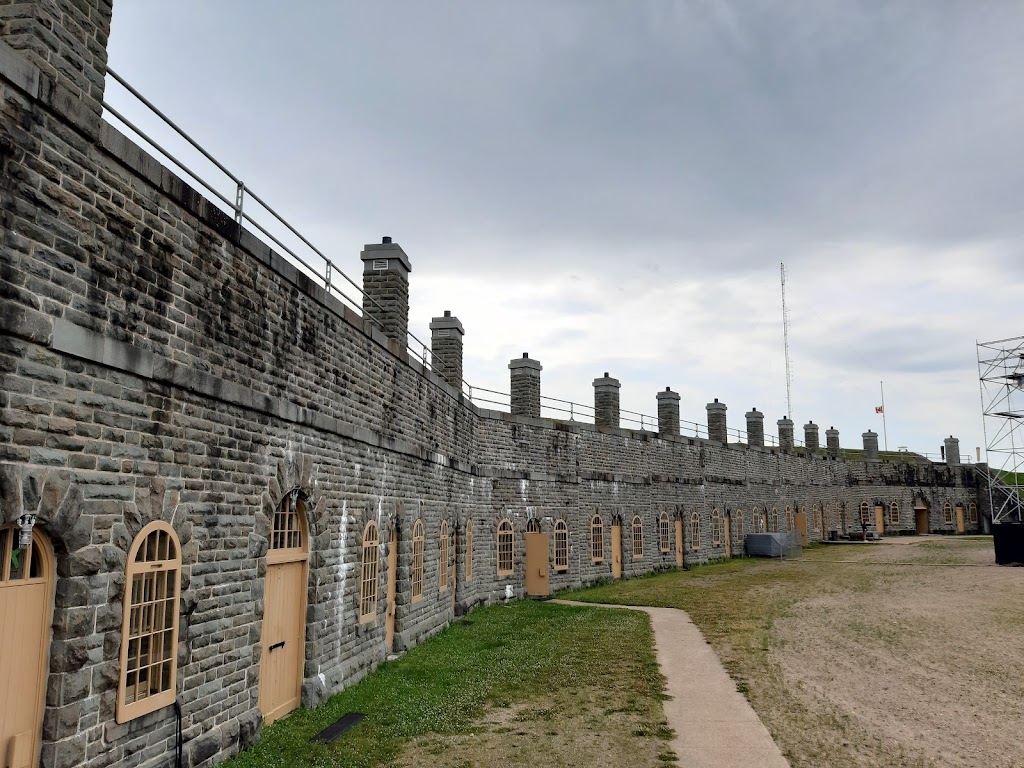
311, 712, 366, 744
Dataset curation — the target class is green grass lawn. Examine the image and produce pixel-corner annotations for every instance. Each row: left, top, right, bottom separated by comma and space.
220, 601, 671, 767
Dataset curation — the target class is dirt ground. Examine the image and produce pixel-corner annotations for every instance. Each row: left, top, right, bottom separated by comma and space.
394, 687, 676, 768
773, 538, 1023, 768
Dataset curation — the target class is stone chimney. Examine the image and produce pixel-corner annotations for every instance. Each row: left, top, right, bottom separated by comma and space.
509, 353, 541, 418
706, 399, 727, 444
594, 373, 621, 429
429, 310, 464, 389
361, 237, 411, 344
862, 430, 880, 461
944, 435, 961, 466
777, 418, 795, 452
804, 421, 820, 451
826, 426, 840, 458
657, 387, 680, 436
0, 0, 114, 137
745, 408, 764, 448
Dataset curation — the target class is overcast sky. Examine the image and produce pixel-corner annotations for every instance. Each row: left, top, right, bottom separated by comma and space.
103, 1, 1024, 459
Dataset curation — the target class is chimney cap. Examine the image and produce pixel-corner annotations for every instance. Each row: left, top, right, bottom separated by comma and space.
382, 235, 392, 244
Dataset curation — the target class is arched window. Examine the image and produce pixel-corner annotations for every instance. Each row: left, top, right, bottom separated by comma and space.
117, 521, 181, 723
411, 520, 425, 602
712, 509, 721, 545
785, 506, 793, 532
554, 520, 569, 571
943, 502, 953, 524
968, 502, 978, 525
770, 507, 779, 533
734, 510, 744, 540
658, 511, 671, 553
859, 502, 870, 526
689, 512, 700, 550
591, 514, 604, 562
466, 518, 473, 582
497, 519, 514, 576
359, 521, 379, 623
439, 520, 450, 592
631, 515, 644, 559
889, 502, 899, 526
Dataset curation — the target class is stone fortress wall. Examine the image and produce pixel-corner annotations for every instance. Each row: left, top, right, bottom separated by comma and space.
0, 3, 984, 766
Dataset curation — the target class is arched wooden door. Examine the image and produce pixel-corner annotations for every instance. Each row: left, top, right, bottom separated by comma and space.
0, 524, 54, 768
611, 522, 623, 578
724, 515, 732, 558
675, 517, 684, 567
259, 493, 309, 725
385, 527, 397, 651
914, 503, 929, 534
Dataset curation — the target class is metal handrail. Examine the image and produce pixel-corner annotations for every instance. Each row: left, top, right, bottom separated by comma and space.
103, 69, 450, 380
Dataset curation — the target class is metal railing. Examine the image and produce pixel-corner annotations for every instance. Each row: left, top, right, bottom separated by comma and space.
102, 69, 443, 380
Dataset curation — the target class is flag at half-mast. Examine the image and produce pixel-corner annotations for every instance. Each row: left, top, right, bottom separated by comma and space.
875, 406, 884, 414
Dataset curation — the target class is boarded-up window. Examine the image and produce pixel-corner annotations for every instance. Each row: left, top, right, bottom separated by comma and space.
466, 518, 474, 582
969, 502, 978, 524
591, 514, 604, 562
439, 520, 449, 592
554, 520, 568, 571
631, 515, 644, 559
658, 511, 671, 553
360, 521, 379, 623
690, 512, 700, 550
117, 522, 181, 723
497, 519, 514, 575
412, 520, 424, 602
943, 503, 953, 524
712, 509, 722, 545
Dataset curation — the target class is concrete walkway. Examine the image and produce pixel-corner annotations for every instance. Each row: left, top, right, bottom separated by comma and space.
553, 600, 790, 768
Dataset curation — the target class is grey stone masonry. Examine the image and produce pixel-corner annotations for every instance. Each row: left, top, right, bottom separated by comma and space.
594, 373, 621, 429
657, 387, 680, 436
944, 436, 961, 466
707, 399, 728, 444
361, 238, 412, 344
0, 0, 112, 136
429, 310, 464, 389
826, 427, 841, 458
509, 353, 542, 417
804, 422, 820, 450
745, 408, 765, 448
863, 430, 880, 460
777, 418, 795, 452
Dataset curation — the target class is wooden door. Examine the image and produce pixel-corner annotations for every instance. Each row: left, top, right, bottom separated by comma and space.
260, 559, 306, 724
525, 533, 549, 596
796, 511, 808, 545
724, 515, 732, 558
0, 527, 54, 768
385, 528, 397, 651
956, 505, 965, 534
611, 524, 623, 578
874, 505, 885, 534
915, 506, 929, 534
674, 519, 684, 567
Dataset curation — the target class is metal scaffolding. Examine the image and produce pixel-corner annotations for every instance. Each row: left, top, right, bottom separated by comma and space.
977, 336, 1024, 523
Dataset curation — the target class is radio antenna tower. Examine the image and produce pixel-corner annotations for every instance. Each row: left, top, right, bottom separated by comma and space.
781, 262, 793, 419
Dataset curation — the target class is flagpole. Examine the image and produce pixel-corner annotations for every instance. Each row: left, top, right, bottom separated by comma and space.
879, 380, 888, 451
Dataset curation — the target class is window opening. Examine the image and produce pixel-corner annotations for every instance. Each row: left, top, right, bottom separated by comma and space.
591, 514, 604, 562
658, 511, 671, 553
439, 520, 449, 592
497, 519, 514, 576
359, 521, 379, 623
412, 520, 425, 602
554, 520, 568, 571
117, 521, 181, 723
631, 515, 644, 559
